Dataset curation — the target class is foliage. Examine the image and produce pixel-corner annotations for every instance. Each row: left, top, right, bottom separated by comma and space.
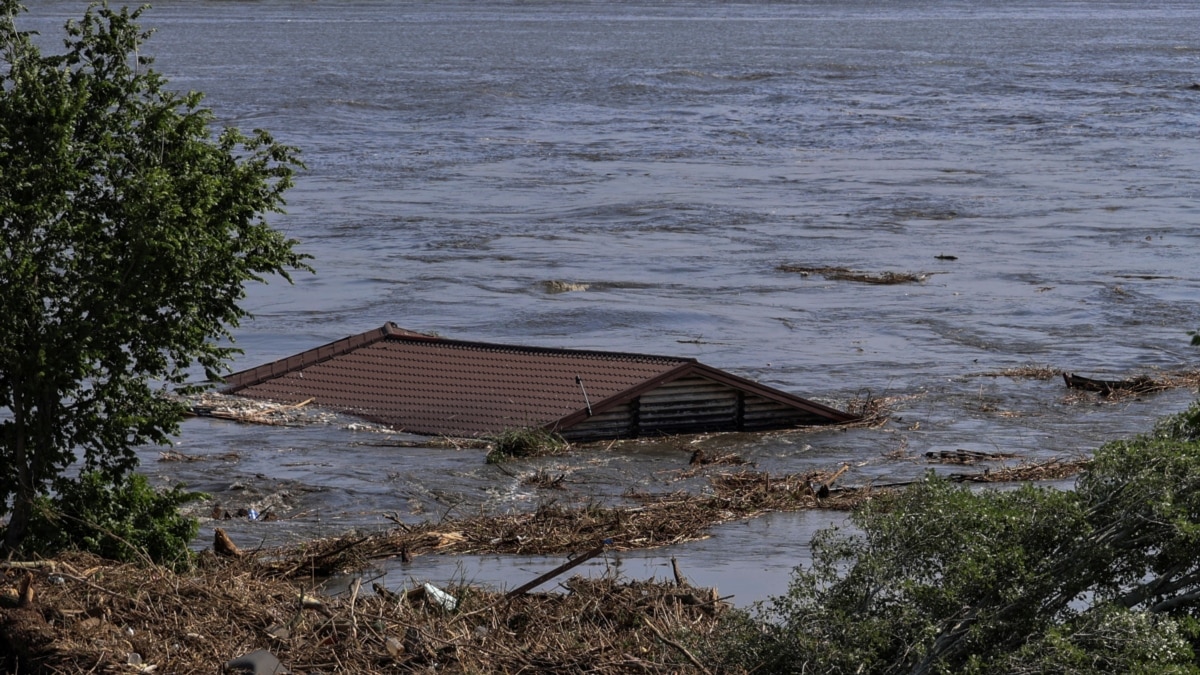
709, 414, 1200, 674
486, 427, 568, 464
1152, 399, 1200, 442
18, 472, 205, 570
0, 1, 309, 551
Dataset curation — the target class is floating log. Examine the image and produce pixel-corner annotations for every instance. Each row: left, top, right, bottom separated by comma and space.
925, 449, 1019, 464
1062, 372, 1160, 395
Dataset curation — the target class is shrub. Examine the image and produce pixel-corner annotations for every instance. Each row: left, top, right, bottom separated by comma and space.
16, 472, 206, 570
707, 424, 1200, 673
486, 427, 568, 464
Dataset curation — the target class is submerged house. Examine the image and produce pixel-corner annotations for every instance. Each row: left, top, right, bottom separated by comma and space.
222, 323, 856, 441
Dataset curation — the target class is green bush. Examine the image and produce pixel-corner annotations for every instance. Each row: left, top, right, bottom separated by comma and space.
1153, 400, 1200, 442
486, 427, 568, 464
16, 472, 206, 570
706, 423, 1200, 674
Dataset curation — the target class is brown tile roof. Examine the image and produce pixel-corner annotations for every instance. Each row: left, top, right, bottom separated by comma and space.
222, 323, 855, 438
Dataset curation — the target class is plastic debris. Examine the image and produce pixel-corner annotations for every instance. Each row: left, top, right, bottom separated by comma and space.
225, 649, 290, 674
423, 583, 457, 611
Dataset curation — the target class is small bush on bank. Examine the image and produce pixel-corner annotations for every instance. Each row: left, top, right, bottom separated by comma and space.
13, 472, 206, 571
486, 427, 568, 464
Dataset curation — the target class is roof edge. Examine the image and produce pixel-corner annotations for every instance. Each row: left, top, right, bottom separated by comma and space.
222, 323, 698, 393
689, 363, 859, 423
222, 323, 401, 391
384, 334, 696, 366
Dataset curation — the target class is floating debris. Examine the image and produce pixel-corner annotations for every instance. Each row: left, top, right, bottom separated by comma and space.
975, 366, 1200, 395
175, 392, 391, 430
778, 264, 928, 285
541, 279, 590, 293
976, 364, 1060, 380
521, 468, 568, 490
925, 449, 1020, 465
486, 428, 570, 464
1062, 372, 1162, 396
950, 457, 1090, 483
688, 449, 751, 467
505, 542, 608, 597
253, 466, 872, 578
836, 392, 920, 429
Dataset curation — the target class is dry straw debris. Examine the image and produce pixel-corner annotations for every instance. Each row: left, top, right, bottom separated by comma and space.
976, 364, 1061, 380
177, 392, 392, 430
1, 552, 728, 674
256, 468, 871, 579
950, 456, 1091, 483
835, 392, 921, 429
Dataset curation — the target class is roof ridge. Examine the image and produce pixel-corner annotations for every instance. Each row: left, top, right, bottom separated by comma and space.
382, 333, 695, 364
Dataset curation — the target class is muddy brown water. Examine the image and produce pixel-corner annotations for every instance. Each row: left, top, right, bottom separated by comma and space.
21, 0, 1200, 605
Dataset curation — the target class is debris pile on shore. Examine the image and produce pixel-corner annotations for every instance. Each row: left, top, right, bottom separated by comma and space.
0, 552, 727, 674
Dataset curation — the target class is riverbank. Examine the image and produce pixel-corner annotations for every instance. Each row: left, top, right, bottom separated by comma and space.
2, 455, 1090, 674
1, 550, 729, 674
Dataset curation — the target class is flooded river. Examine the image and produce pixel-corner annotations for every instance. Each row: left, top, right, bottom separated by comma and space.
24, 0, 1200, 604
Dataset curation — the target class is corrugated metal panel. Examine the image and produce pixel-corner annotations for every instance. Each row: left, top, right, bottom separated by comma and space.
742, 395, 827, 429
562, 377, 809, 440
639, 376, 738, 435
559, 403, 636, 441
223, 323, 857, 439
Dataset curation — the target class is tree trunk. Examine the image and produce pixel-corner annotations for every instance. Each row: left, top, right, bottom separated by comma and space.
2, 399, 32, 555
2, 491, 32, 554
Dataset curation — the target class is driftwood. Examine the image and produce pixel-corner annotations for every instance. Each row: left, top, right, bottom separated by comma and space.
950, 457, 1090, 483
0, 573, 57, 670
213, 527, 243, 558
1062, 372, 1161, 396
505, 543, 608, 598
926, 449, 1020, 465
778, 264, 927, 285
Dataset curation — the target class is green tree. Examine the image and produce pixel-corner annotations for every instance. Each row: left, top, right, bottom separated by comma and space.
711, 405, 1200, 673
0, 1, 309, 553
